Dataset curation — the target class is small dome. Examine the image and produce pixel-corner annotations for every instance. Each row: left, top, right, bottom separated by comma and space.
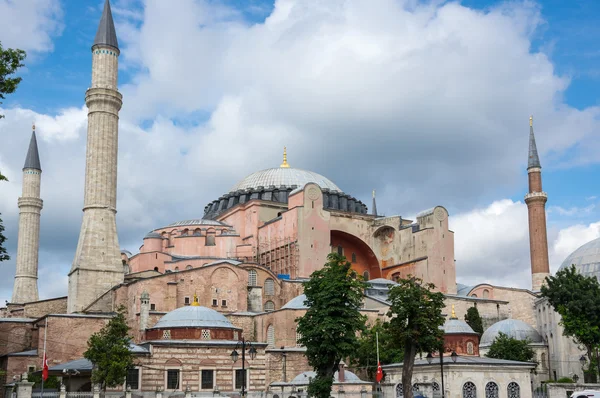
152, 306, 236, 329
144, 231, 162, 239
282, 294, 309, 310
558, 237, 600, 281
291, 370, 362, 384
443, 318, 477, 335
230, 167, 341, 193
368, 278, 398, 286
480, 319, 543, 347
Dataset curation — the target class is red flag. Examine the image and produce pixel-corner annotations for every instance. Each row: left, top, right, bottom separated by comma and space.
376, 361, 383, 382
42, 352, 49, 381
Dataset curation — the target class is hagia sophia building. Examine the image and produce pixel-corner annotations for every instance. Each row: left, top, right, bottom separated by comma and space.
2, 1, 600, 397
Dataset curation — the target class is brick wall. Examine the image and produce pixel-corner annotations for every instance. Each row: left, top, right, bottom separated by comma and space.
23, 297, 68, 318
0, 321, 34, 356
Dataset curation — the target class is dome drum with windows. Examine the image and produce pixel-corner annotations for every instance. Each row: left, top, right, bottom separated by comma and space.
145, 295, 242, 341
203, 148, 368, 219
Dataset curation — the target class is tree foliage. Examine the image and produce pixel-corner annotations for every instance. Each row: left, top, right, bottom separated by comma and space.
84, 306, 134, 390
464, 306, 484, 335
387, 276, 445, 398
0, 42, 26, 118
485, 332, 536, 363
348, 319, 403, 381
296, 253, 368, 398
0, 171, 9, 262
540, 265, 600, 378
27, 372, 61, 390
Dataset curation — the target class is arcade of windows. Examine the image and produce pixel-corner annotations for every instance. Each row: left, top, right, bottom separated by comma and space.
394, 381, 521, 398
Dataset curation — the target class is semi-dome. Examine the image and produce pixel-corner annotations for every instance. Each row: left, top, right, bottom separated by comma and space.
282, 294, 309, 310
558, 237, 600, 280
144, 231, 162, 239
480, 319, 543, 347
152, 305, 236, 329
230, 167, 341, 193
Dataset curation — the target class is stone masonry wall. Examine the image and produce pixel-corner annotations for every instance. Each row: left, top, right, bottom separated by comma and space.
22, 297, 68, 318
0, 321, 34, 356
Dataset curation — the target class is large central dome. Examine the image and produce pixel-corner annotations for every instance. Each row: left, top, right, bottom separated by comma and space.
558, 237, 600, 280
230, 167, 341, 192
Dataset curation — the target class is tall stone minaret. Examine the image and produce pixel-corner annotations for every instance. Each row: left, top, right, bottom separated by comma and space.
11, 126, 43, 303
525, 116, 550, 291
68, 0, 124, 313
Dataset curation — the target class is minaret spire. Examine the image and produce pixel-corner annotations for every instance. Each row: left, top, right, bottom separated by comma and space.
528, 115, 541, 170
94, 0, 119, 50
12, 124, 43, 303
280, 146, 290, 168
68, 2, 124, 313
371, 190, 378, 216
524, 115, 550, 291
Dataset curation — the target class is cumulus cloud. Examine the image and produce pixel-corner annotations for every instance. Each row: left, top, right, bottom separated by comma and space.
0, 0, 63, 53
452, 199, 600, 289
2, 0, 600, 303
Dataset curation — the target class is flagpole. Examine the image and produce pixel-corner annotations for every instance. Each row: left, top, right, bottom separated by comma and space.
376, 332, 381, 392
41, 317, 48, 398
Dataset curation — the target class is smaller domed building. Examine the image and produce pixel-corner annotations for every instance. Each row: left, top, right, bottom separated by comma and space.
441, 307, 480, 357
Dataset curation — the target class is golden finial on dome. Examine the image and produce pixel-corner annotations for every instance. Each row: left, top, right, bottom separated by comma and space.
451, 304, 456, 319
191, 293, 199, 306
280, 146, 290, 168
530, 115, 533, 127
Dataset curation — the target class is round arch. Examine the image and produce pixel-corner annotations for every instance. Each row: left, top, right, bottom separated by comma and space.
330, 230, 381, 279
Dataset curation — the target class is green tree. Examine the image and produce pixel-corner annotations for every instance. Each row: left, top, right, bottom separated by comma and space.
0, 42, 26, 118
349, 319, 403, 381
27, 372, 61, 390
296, 253, 368, 398
485, 332, 536, 363
0, 171, 9, 262
387, 277, 445, 398
464, 306, 484, 335
541, 265, 600, 381
84, 306, 133, 390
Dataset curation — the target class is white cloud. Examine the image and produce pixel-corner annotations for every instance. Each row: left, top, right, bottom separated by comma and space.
0, 0, 63, 53
452, 199, 600, 290
2, 0, 600, 303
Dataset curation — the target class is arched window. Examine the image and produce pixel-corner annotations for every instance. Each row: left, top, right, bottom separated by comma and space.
193, 228, 201, 236
413, 384, 420, 392
351, 253, 357, 263
174, 267, 179, 272
507, 382, 520, 398
396, 383, 404, 398
483, 289, 490, 299
485, 382, 498, 398
248, 270, 257, 286
432, 382, 440, 396
463, 382, 476, 398
337, 245, 343, 255
467, 341, 474, 355
154, 267, 159, 272
363, 271, 370, 281
186, 265, 193, 270
264, 278, 275, 296
471, 294, 478, 298
264, 301, 275, 312
205, 230, 216, 246
296, 326, 302, 347
181, 229, 189, 236
267, 324, 275, 347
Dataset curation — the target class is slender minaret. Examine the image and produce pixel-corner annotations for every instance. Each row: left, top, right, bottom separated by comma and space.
371, 190, 378, 216
525, 116, 550, 291
11, 126, 43, 303
68, 0, 124, 313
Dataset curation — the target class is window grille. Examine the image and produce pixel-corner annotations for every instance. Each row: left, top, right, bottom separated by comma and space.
162, 330, 171, 339
235, 369, 246, 390
363, 271, 370, 281
201, 370, 214, 390
467, 342, 474, 355
485, 382, 498, 398
396, 384, 404, 398
351, 253, 357, 263
264, 278, 275, 295
126, 368, 139, 390
265, 301, 275, 312
267, 325, 275, 347
463, 382, 476, 398
296, 327, 303, 347
202, 329, 211, 340
166, 369, 179, 390
507, 383, 520, 398
248, 270, 257, 286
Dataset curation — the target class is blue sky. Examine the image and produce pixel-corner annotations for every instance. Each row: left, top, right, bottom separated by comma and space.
0, 0, 599, 303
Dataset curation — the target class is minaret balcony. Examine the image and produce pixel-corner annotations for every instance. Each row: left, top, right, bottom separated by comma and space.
525, 191, 548, 201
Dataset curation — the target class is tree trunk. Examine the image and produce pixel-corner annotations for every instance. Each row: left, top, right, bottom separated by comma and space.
402, 343, 417, 398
